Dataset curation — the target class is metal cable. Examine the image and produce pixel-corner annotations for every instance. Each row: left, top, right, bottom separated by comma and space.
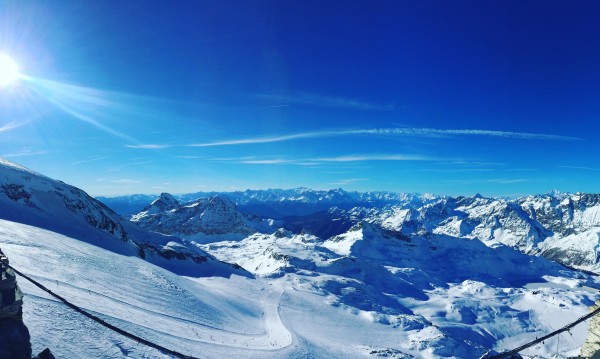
486, 303, 600, 358
9, 264, 200, 359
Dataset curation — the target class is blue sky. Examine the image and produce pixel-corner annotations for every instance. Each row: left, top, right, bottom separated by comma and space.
1, 1, 599, 196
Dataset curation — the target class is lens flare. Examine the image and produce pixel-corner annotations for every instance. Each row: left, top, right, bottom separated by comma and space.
0, 54, 20, 87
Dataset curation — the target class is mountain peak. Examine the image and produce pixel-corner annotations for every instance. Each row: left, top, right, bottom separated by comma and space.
132, 194, 254, 242
207, 194, 234, 204
145, 192, 180, 213
547, 189, 568, 198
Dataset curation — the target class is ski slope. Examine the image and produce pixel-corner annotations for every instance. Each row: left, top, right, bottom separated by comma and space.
0, 219, 292, 358
2, 216, 600, 358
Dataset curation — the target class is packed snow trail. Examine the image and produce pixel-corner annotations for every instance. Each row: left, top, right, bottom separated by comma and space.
0, 220, 298, 358
2, 218, 600, 357
9, 263, 201, 359
12, 258, 294, 352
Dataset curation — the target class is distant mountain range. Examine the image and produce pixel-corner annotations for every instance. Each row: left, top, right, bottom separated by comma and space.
104, 188, 600, 273
3, 158, 600, 357
130, 193, 278, 243
97, 188, 424, 218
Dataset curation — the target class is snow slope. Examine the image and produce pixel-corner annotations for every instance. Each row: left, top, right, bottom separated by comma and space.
202, 223, 600, 358
5, 217, 594, 359
0, 220, 289, 358
0, 158, 248, 278
3, 159, 600, 358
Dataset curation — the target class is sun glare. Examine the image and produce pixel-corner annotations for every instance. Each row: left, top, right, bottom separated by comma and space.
0, 54, 20, 87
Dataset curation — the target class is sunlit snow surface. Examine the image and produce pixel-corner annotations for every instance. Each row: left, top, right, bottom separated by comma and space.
1, 219, 600, 358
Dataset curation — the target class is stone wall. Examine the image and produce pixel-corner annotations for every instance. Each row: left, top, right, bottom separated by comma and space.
580, 301, 600, 358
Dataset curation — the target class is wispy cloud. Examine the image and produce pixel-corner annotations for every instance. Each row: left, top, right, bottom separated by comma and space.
558, 165, 600, 171
211, 157, 314, 165
256, 93, 394, 111
125, 144, 170, 149
314, 154, 438, 162
331, 178, 369, 186
0, 121, 29, 133
112, 179, 142, 184
71, 156, 109, 166
188, 127, 580, 147
241, 159, 297, 164
189, 131, 336, 147
107, 160, 154, 172
421, 168, 495, 173
176, 155, 206, 159
488, 178, 531, 184
2, 150, 47, 158
259, 104, 289, 109
352, 128, 581, 141
214, 153, 439, 165
435, 161, 506, 166
508, 167, 539, 172
444, 178, 532, 185
209, 156, 256, 161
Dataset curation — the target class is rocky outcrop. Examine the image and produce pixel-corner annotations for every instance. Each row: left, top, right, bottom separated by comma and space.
132, 195, 255, 240
0, 248, 30, 359
0, 250, 23, 320
0, 318, 31, 359
0, 249, 56, 359
581, 301, 600, 358
143, 192, 180, 213
361, 193, 600, 272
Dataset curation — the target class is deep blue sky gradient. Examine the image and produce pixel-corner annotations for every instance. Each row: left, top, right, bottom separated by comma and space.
1, 1, 599, 196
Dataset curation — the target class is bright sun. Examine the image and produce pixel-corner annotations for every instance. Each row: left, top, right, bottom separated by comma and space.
0, 54, 20, 87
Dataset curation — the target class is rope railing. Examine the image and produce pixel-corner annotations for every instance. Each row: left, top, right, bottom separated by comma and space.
9, 264, 200, 359
9, 262, 600, 359
486, 303, 600, 358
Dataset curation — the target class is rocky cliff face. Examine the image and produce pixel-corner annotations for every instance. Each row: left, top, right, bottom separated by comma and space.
131, 195, 255, 242
360, 193, 600, 272
144, 192, 181, 213
0, 161, 130, 244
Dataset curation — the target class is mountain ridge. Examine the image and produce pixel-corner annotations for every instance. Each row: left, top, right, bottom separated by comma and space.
2, 158, 600, 357
119, 188, 600, 274
0, 158, 250, 278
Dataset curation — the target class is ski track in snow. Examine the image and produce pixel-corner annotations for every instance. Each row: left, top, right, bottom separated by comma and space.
0, 219, 295, 357
2, 216, 600, 358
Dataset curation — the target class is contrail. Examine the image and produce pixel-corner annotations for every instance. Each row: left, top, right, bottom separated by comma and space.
188, 127, 580, 147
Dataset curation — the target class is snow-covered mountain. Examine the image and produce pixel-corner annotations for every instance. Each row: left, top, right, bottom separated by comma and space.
210, 188, 424, 218
108, 188, 600, 273
202, 220, 600, 358
5, 159, 600, 358
0, 159, 248, 278
362, 192, 600, 272
131, 194, 258, 242
99, 188, 426, 218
